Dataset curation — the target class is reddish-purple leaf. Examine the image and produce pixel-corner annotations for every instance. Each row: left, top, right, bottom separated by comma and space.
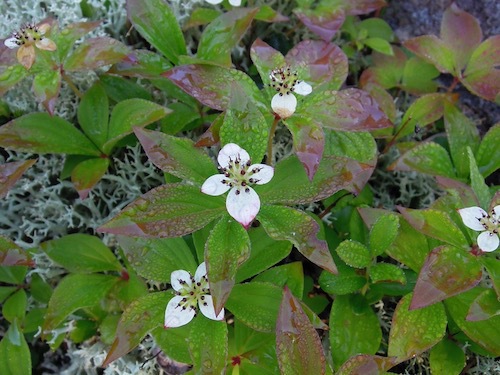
301, 88, 392, 131
410, 245, 482, 310
337, 355, 399, 375
258, 205, 337, 274
403, 35, 456, 74
276, 287, 326, 375
0, 159, 36, 199
284, 116, 324, 180
71, 157, 109, 200
294, 8, 345, 42
250, 38, 285, 99
32, 69, 61, 115
285, 40, 348, 90
440, 2, 482, 70
466, 289, 500, 322
98, 183, 226, 238
64, 37, 130, 71
344, 0, 387, 15
0, 235, 34, 267
435, 176, 479, 207
164, 64, 264, 111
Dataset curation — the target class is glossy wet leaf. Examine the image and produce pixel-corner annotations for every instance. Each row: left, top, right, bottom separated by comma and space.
0, 323, 31, 375
225, 282, 281, 332
102, 99, 170, 154
43, 274, 118, 331
335, 240, 371, 269
403, 35, 456, 74
429, 339, 466, 375
32, 68, 61, 115
337, 354, 399, 375
276, 287, 326, 375
397, 207, 468, 248
54, 20, 101, 60
134, 128, 216, 185
152, 324, 191, 364
388, 293, 447, 359
294, 8, 345, 42
369, 213, 399, 256
235, 226, 292, 282
0, 65, 29, 96
98, 184, 226, 238
109, 50, 173, 79
118, 236, 197, 283
64, 37, 129, 71
445, 287, 500, 356
476, 124, 500, 178
77, 82, 109, 151
323, 128, 377, 162
127, 0, 186, 64
329, 295, 382, 369
369, 263, 406, 284
197, 8, 258, 67
189, 317, 228, 374
0, 160, 36, 199
103, 291, 170, 366
318, 270, 365, 295
206, 216, 251, 314
41, 234, 122, 273
258, 205, 337, 274
71, 157, 109, 199
164, 64, 264, 112
466, 288, 500, 321
253, 262, 304, 298
0, 113, 101, 156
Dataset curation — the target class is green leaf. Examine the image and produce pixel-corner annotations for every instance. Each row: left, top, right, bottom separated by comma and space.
100, 74, 153, 102
109, 50, 173, 79
0, 65, 29, 96
445, 287, 500, 356
444, 102, 480, 178
481, 257, 500, 299
127, 0, 186, 64
64, 37, 130, 71
32, 68, 61, 115
0, 233, 33, 267
71, 157, 109, 199
329, 295, 382, 369
197, 8, 258, 67
466, 289, 500, 321
476, 124, 500, 178
369, 213, 399, 257
152, 323, 191, 364
0, 113, 101, 156
468, 148, 491, 209
184, 7, 220, 28
77, 82, 109, 151
397, 206, 469, 248
0, 323, 31, 375
206, 216, 251, 314
2, 290, 27, 323
337, 355, 398, 375
335, 240, 371, 269
388, 293, 447, 359
53, 21, 101, 60
161, 102, 201, 134
403, 35, 456, 73
30, 273, 52, 304
364, 37, 393, 55
118, 236, 197, 283
323, 129, 377, 163
236, 226, 292, 282
318, 270, 366, 295
401, 57, 440, 94
276, 287, 326, 375
258, 205, 337, 274
43, 274, 118, 331
103, 291, 169, 366
429, 339, 466, 375
188, 317, 228, 374
134, 127, 216, 186
225, 282, 281, 332
369, 263, 406, 285
40, 234, 122, 273
98, 183, 226, 238
102, 99, 171, 154
0, 265, 27, 285
253, 262, 304, 298
0, 286, 17, 303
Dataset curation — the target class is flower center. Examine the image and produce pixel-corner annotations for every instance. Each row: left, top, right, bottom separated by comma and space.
219, 155, 264, 195
269, 66, 300, 96
174, 274, 210, 312
11, 23, 45, 46
478, 210, 499, 235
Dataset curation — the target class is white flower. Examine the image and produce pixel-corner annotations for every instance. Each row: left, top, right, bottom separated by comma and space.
205, 0, 241, 6
201, 143, 274, 228
458, 205, 500, 252
269, 66, 312, 119
164, 262, 224, 328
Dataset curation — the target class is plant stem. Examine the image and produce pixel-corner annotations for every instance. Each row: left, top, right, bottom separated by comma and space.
62, 72, 82, 98
266, 116, 280, 165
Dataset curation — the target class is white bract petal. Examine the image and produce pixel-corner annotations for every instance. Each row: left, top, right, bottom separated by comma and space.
205, 0, 223, 3
218, 143, 250, 167
271, 93, 297, 119
294, 81, 312, 96
458, 207, 487, 231
249, 164, 274, 184
199, 295, 225, 321
194, 262, 207, 282
164, 296, 196, 328
36, 38, 56, 51
226, 186, 260, 228
477, 231, 500, 252
229, 0, 241, 5
4, 38, 19, 49
171, 270, 192, 291
493, 205, 500, 220
201, 174, 231, 196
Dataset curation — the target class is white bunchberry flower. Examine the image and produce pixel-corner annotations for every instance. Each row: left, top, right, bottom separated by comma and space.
269, 66, 312, 119
204, 0, 241, 6
458, 205, 500, 252
4, 23, 57, 70
164, 262, 224, 328
201, 143, 274, 228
